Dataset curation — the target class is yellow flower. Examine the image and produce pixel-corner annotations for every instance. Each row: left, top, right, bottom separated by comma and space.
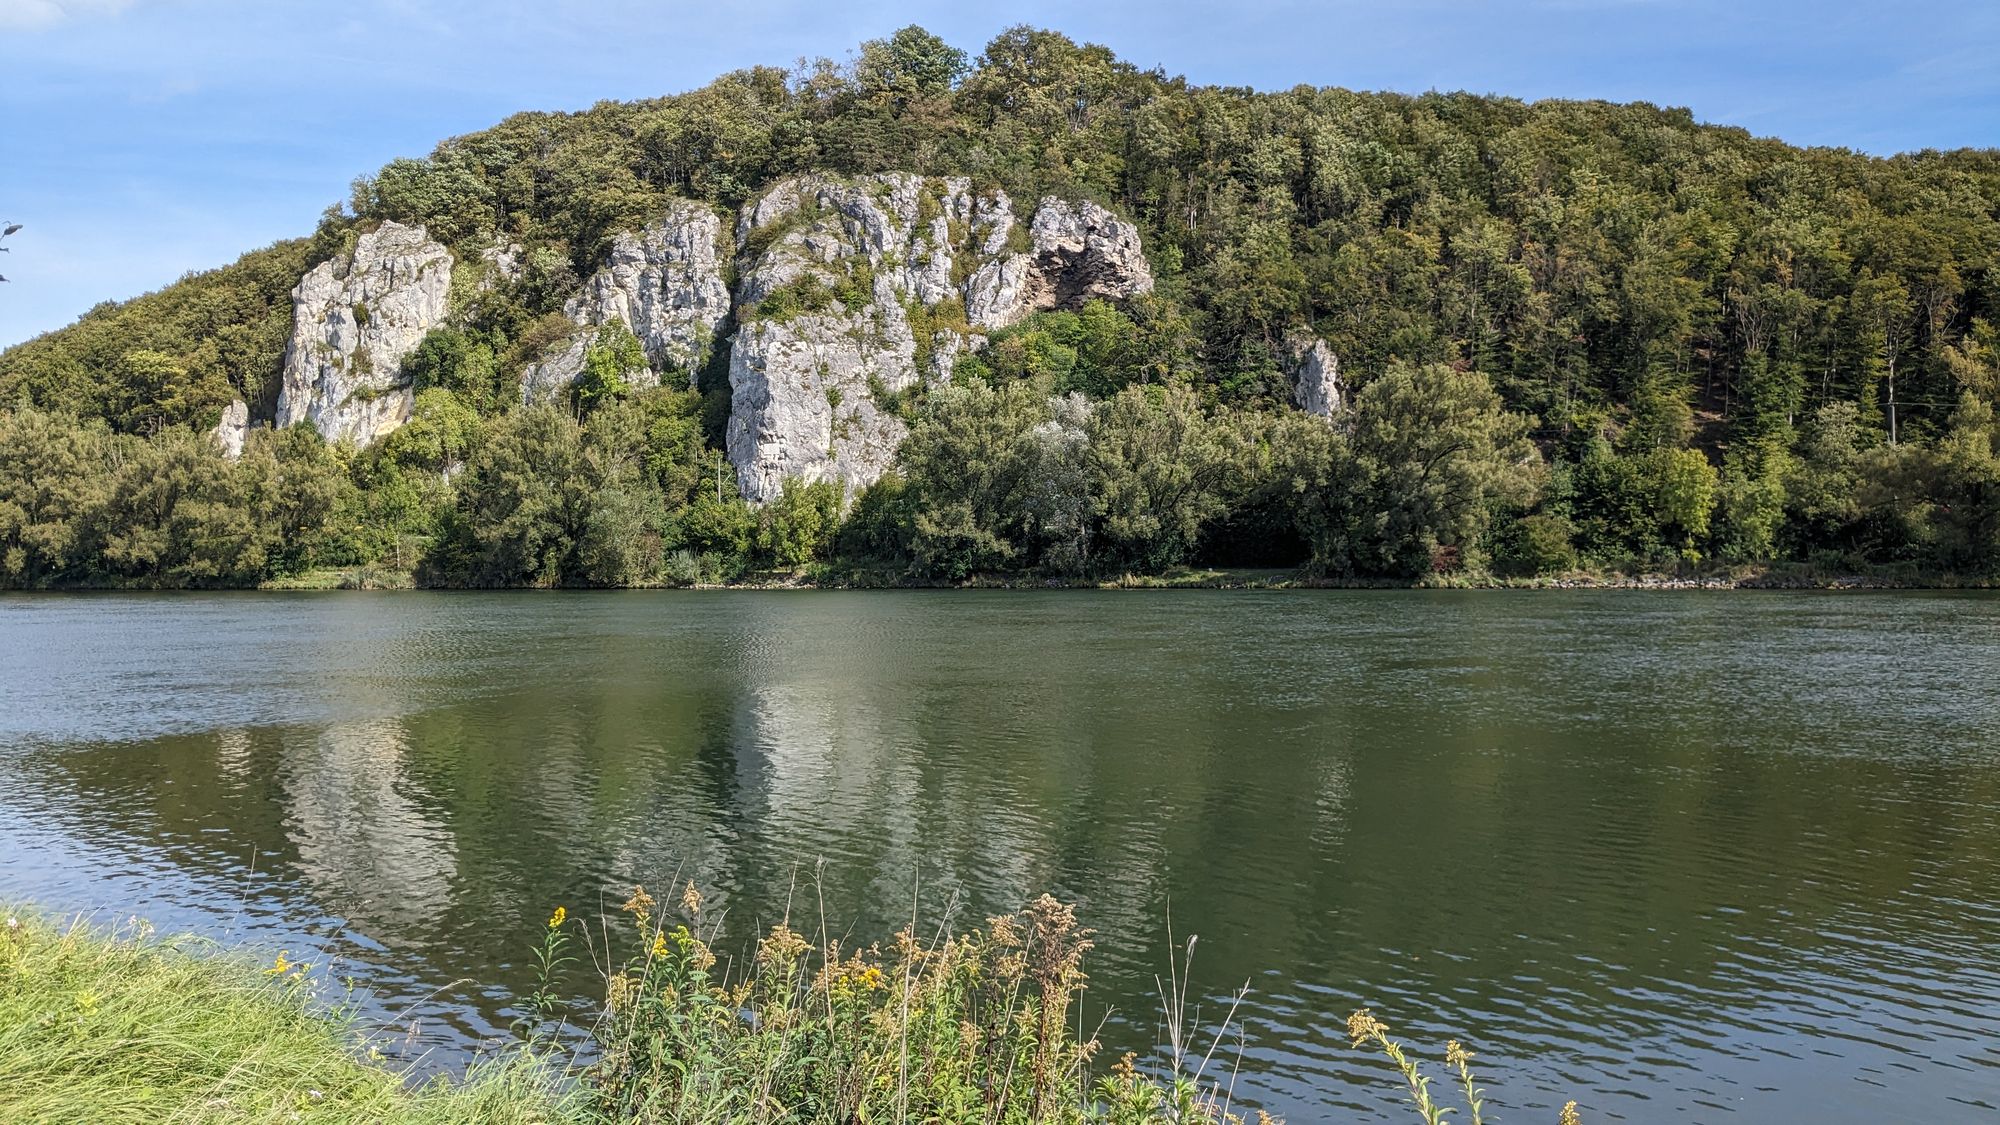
1446, 1040, 1473, 1068
1559, 1100, 1581, 1125
680, 882, 704, 915
75, 989, 101, 1012
1345, 1008, 1387, 1046
266, 951, 293, 976
651, 932, 668, 959
548, 906, 567, 930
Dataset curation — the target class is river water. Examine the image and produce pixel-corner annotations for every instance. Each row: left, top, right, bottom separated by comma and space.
2, 591, 1997, 1122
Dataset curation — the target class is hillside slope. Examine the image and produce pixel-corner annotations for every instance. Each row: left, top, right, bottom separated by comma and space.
2, 25, 1997, 588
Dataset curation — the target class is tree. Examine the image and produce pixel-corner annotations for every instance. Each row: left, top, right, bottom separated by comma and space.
426, 407, 593, 586
856, 26, 968, 105
1336, 363, 1540, 576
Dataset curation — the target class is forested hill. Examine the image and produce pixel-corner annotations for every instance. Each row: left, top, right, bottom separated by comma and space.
3, 25, 1998, 589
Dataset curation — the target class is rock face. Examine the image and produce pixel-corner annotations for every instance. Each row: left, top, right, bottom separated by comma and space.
275, 222, 452, 446
267, 177, 1152, 495
724, 174, 970, 503
724, 174, 1154, 503
521, 200, 730, 404
1284, 331, 1344, 418
211, 399, 250, 458
966, 198, 1154, 330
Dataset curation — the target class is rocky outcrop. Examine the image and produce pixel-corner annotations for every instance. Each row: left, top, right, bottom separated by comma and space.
965, 197, 1153, 330
264, 177, 1151, 493
1283, 331, 1344, 418
725, 174, 1154, 503
275, 222, 452, 446
724, 174, 973, 503
521, 201, 730, 404
211, 399, 250, 458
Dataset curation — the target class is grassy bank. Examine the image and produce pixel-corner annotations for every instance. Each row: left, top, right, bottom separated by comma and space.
4, 897, 1577, 1124
0, 912, 567, 1123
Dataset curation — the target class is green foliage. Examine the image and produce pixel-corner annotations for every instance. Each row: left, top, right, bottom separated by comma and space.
0, 239, 312, 419
575, 322, 648, 411
7, 23, 2000, 583
0, 913, 568, 1123
1327, 363, 1541, 577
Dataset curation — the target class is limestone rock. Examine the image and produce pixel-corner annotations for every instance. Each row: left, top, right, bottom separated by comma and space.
965, 197, 1153, 330
725, 175, 1155, 504
211, 399, 250, 458
520, 201, 729, 404
725, 173, 978, 504
275, 221, 452, 446
476, 242, 524, 290
1283, 331, 1344, 418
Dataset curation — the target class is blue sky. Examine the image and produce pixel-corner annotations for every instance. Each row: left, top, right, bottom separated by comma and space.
2, 0, 1996, 349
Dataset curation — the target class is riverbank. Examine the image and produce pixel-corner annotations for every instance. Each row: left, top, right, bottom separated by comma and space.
1, 901, 1546, 1125
244, 562, 1998, 592
0, 911, 566, 1123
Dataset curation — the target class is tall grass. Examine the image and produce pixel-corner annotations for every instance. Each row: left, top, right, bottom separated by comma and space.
0, 910, 568, 1123
2, 895, 1584, 1123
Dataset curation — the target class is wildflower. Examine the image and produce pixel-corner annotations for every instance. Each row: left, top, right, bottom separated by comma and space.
74, 989, 100, 1012
266, 951, 293, 976
620, 885, 656, 922
1559, 1100, 1581, 1125
757, 924, 810, 970
680, 881, 703, 915
547, 906, 567, 930
651, 932, 668, 959
1446, 1040, 1472, 1068
1346, 1008, 1388, 1046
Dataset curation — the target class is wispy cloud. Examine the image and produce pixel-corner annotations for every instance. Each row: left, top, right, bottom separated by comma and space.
0, 0, 140, 31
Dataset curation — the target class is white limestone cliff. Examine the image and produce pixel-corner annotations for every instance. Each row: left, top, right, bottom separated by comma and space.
275, 222, 452, 446
521, 201, 730, 404
725, 175, 1154, 504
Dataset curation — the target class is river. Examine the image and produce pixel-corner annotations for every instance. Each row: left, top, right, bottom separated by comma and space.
2, 590, 1997, 1122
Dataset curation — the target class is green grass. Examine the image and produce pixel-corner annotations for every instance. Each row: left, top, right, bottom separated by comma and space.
0, 911, 570, 1124
2, 899, 1583, 1123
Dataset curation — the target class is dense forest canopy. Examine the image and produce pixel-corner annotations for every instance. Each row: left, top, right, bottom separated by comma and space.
3, 25, 1998, 588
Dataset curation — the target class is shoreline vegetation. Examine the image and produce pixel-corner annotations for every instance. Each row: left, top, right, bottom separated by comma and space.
241, 561, 2000, 592
2, 893, 1581, 1124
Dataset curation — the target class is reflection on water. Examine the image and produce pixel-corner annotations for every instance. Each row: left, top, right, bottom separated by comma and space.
3, 590, 2000, 1122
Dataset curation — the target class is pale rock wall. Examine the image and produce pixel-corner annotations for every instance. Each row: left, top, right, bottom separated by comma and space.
275, 221, 452, 446
725, 175, 1154, 503
211, 399, 250, 458
521, 200, 730, 404
1284, 331, 1344, 418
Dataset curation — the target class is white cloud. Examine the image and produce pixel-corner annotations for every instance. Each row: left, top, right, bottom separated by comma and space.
0, 0, 140, 31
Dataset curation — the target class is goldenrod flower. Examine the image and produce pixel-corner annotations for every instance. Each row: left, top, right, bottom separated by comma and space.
1559, 1100, 1581, 1125
548, 906, 567, 930
266, 951, 293, 976
1446, 1039, 1472, 1068
651, 932, 668, 959
1346, 1008, 1387, 1046
680, 882, 703, 915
